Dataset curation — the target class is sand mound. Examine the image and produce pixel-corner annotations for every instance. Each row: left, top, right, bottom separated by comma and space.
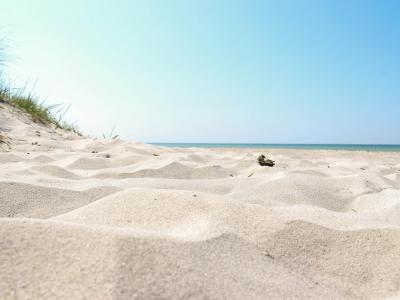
351, 189, 400, 212
0, 182, 120, 218
263, 221, 400, 299
96, 162, 235, 180
67, 155, 142, 170
0, 218, 348, 300
30, 165, 81, 180
0, 153, 26, 163
68, 157, 114, 170
31, 155, 56, 163
230, 172, 396, 212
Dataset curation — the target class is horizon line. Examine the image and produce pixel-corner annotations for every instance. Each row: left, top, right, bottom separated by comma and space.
149, 142, 400, 146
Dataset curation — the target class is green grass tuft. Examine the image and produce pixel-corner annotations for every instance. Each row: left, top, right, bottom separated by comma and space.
0, 79, 81, 135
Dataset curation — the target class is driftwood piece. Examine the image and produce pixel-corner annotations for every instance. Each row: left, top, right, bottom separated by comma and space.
258, 154, 275, 167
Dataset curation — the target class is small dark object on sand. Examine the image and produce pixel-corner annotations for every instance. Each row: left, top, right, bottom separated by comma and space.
258, 154, 275, 167
153, 153, 160, 156
105, 154, 111, 158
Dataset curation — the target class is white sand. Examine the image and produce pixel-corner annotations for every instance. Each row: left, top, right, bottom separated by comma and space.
1, 102, 400, 299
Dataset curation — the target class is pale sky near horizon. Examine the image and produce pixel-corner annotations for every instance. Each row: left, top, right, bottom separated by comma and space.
1, 0, 399, 144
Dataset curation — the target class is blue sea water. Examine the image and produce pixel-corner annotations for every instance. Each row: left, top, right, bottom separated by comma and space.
151, 143, 400, 152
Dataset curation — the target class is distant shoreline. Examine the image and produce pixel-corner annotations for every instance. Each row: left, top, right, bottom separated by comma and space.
152, 143, 400, 152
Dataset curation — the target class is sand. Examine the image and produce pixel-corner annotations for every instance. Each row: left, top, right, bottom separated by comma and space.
1, 102, 400, 299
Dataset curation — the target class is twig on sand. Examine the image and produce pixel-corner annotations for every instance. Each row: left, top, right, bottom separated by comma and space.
352, 208, 358, 213
248, 168, 256, 177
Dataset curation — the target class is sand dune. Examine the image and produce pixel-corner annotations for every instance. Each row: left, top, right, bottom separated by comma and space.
94, 162, 236, 180
1, 102, 400, 299
0, 182, 120, 218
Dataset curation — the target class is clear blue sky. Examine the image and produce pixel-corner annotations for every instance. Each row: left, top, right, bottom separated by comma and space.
1, 0, 400, 144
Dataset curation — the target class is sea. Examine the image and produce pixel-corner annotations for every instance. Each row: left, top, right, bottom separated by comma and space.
151, 143, 400, 152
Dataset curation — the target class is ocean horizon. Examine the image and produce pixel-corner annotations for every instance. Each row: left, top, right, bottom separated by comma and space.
152, 143, 400, 152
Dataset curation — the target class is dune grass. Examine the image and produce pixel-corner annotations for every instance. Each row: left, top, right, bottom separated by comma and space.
0, 80, 81, 135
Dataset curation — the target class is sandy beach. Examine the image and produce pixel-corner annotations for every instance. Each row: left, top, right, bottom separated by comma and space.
1, 102, 400, 299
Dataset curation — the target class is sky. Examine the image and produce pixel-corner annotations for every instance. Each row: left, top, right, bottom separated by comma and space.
1, 0, 400, 144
